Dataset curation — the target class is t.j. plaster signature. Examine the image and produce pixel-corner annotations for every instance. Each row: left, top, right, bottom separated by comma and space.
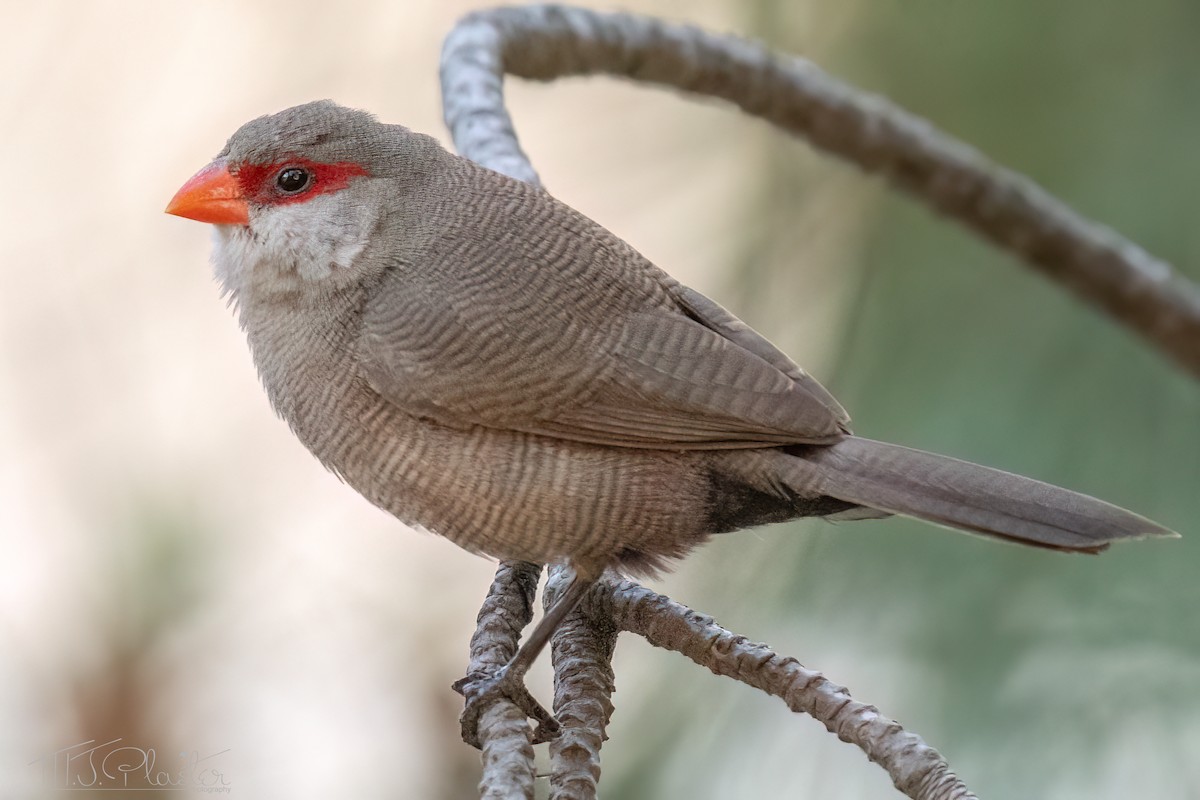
30, 738, 231, 792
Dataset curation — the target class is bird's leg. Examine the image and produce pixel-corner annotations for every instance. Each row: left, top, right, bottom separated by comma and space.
454, 567, 598, 747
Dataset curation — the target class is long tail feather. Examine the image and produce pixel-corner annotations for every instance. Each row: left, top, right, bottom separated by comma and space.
795, 437, 1177, 553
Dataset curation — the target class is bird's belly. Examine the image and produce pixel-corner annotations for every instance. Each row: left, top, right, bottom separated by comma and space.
304, 389, 713, 573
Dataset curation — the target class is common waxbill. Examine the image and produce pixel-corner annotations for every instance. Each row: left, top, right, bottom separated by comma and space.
166, 100, 1175, 735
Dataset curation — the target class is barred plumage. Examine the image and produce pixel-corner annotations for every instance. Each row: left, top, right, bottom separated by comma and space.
172, 100, 1174, 581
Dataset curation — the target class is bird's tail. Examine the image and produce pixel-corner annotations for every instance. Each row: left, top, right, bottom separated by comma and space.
791, 437, 1177, 553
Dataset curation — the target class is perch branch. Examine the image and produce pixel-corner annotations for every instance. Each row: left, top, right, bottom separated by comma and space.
460, 560, 542, 799
441, 3, 1200, 377
546, 565, 618, 800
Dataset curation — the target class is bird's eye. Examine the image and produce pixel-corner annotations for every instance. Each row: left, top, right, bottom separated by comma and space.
275, 167, 310, 194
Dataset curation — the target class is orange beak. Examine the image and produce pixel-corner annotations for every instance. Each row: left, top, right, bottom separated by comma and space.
165, 160, 249, 225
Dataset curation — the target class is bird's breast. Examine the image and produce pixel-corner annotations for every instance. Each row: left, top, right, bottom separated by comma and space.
240, 300, 714, 572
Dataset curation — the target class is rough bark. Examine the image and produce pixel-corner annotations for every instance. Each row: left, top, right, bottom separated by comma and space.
546, 565, 618, 800
461, 561, 542, 800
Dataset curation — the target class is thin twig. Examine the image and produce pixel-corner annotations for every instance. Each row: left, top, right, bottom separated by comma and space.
586, 578, 977, 800
462, 560, 542, 800
546, 566, 618, 800
441, 3, 1200, 377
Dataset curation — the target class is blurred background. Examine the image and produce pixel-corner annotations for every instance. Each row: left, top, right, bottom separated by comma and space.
1, 1, 1196, 797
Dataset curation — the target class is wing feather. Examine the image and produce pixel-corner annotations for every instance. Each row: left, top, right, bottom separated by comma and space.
358, 167, 849, 449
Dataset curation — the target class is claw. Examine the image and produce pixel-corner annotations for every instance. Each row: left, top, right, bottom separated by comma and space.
453, 666, 560, 748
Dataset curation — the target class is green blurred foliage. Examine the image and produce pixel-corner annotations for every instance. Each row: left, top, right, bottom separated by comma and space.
607, 1, 1199, 798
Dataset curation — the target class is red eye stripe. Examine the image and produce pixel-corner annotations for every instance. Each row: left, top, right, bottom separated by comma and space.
233, 158, 369, 206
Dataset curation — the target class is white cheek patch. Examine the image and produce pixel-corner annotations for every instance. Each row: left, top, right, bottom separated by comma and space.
210, 195, 376, 296
265, 195, 374, 282
329, 204, 373, 271
288, 215, 335, 282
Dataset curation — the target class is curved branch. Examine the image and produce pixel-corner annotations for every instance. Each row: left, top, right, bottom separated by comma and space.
441, 3, 1200, 377
441, 5, 988, 798
438, 5, 1190, 797
585, 578, 977, 800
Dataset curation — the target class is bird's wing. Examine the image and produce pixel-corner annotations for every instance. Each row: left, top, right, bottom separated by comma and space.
533, 307, 850, 447
664, 281, 850, 427
361, 273, 849, 449
359, 176, 848, 449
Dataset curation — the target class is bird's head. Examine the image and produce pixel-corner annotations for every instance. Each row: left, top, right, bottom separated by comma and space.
167, 100, 436, 300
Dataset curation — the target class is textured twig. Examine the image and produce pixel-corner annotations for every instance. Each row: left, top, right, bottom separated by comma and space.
546, 566, 618, 800
461, 561, 542, 800
585, 579, 977, 800
441, 3, 1200, 377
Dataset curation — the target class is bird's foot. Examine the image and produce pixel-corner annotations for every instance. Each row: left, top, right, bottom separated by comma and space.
453, 665, 560, 748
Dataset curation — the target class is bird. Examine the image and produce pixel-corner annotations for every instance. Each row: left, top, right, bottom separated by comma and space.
166, 100, 1175, 740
